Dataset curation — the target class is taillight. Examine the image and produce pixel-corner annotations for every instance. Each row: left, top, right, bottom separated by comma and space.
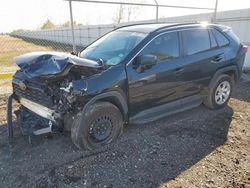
243, 45, 248, 53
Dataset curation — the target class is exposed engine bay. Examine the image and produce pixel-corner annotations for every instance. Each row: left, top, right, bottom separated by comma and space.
10, 52, 104, 136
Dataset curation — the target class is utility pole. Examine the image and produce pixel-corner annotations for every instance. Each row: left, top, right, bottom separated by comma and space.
69, 0, 76, 52
154, 0, 159, 22
213, 0, 219, 22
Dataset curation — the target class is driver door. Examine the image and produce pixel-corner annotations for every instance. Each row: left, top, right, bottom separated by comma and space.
127, 31, 192, 116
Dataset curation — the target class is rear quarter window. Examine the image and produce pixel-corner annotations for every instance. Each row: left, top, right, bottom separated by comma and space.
182, 29, 210, 55
212, 29, 230, 47
226, 29, 240, 44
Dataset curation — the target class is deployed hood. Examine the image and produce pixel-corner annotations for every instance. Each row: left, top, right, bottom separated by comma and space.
15, 52, 102, 78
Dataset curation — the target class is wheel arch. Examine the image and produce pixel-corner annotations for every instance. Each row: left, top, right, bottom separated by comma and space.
82, 91, 128, 122
209, 65, 239, 89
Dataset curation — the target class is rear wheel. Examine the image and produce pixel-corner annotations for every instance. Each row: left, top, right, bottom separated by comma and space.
203, 74, 233, 109
71, 102, 123, 150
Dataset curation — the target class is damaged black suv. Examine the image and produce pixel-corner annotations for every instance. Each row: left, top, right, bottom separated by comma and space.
8, 23, 246, 150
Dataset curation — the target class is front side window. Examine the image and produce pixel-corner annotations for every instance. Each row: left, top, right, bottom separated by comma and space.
80, 30, 147, 65
139, 32, 179, 61
183, 29, 210, 55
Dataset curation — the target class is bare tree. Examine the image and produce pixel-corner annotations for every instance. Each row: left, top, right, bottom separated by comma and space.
113, 1, 144, 24
126, 3, 142, 22
113, 4, 125, 24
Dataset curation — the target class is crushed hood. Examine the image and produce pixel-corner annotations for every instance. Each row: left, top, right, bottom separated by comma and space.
15, 52, 102, 78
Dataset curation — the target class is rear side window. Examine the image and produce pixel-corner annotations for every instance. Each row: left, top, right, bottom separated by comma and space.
183, 29, 210, 55
226, 29, 240, 44
140, 32, 179, 61
212, 29, 229, 47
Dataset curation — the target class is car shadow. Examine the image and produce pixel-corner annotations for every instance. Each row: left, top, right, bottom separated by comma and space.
231, 76, 250, 103
120, 105, 233, 187
0, 104, 233, 187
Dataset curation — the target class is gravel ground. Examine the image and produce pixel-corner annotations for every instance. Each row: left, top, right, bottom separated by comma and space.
0, 79, 249, 188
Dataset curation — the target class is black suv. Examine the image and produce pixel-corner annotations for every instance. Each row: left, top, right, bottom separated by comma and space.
8, 23, 246, 150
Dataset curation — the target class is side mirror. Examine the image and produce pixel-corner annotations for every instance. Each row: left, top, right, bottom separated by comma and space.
134, 54, 157, 72
138, 54, 157, 66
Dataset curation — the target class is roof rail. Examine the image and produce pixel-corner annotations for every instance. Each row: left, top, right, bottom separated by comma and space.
153, 22, 200, 32
114, 22, 166, 30
114, 21, 200, 32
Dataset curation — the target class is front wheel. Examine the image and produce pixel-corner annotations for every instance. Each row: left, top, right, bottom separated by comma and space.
71, 102, 123, 150
203, 74, 234, 109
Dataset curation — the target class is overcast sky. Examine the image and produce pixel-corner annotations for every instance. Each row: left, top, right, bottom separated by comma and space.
0, 0, 249, 33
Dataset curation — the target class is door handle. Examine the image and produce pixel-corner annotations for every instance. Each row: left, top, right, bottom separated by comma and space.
211, 55, 223, 63
214, 56, 222, 61
174, 68, 184, 75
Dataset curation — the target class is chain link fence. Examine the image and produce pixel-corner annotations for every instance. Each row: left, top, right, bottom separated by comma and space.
1, 8, 250, 94
0, 35, 56, 94
9, 24, 119, 52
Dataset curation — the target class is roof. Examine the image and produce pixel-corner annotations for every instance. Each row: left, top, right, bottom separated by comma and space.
117, 22, 209, 33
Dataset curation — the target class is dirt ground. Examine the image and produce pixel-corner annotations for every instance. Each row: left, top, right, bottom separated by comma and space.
0, 77, 250, 188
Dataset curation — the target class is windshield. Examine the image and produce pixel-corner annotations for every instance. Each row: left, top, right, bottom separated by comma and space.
80, 30, 147, 65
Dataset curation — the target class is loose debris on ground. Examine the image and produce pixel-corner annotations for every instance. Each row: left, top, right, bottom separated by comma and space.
0, 79, 249, 188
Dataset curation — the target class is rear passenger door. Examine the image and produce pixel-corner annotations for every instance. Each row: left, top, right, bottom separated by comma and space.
181, 28, 227, 94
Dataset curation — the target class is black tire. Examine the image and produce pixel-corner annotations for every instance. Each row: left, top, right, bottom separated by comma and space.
71, 102, 123, 150
203, 74, 234, 109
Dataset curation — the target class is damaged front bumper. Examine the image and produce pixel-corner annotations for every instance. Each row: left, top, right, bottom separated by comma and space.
7, 93, 63, 144
18, 97, 62, 135
7, 51, 99, 143
19, 97, 59, 123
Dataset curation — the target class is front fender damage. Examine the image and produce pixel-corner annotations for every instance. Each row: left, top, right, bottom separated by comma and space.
10, 52, 105, 138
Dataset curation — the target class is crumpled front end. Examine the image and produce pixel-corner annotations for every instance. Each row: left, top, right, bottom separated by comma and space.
9, 52, 103, 137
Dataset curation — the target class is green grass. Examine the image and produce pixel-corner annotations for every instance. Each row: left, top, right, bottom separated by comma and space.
0, 51, 21, 67
0, 35, 53, 94
0, 35, 54, 71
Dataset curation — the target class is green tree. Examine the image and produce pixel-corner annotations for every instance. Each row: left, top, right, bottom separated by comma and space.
11, 29, 27, 33
41, 19, 55, 29
61, 21, 71, 28
61, 21, 83, 28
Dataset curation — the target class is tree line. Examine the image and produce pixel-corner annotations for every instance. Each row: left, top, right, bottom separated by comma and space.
11, 2, 144, 32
